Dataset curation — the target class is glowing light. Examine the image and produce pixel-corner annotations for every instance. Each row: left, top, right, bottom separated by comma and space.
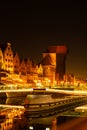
29, 126, 34, 130
46, 128, 50, 130
0, 104, 24, 109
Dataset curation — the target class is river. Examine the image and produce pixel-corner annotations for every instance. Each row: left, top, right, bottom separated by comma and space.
0, 95, 87, 130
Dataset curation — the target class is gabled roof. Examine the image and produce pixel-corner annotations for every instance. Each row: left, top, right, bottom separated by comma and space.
13, 52, 16, 57
13, 52, 20, 58
39, 55, 54, 66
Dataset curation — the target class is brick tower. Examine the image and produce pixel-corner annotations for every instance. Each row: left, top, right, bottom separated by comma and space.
47, 45, 68, 81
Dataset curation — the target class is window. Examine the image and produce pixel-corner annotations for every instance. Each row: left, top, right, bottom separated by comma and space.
8, 47, 10, 50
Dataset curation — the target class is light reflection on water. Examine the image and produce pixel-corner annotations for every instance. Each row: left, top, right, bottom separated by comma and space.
0, 95, 60, 130
0, 95, 87, 130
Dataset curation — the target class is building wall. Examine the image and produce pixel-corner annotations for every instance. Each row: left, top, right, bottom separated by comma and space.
20, 59, 26, 75
26, 59, 32, 74
37, 64, 43, 75
42, 65, 56, 84
3, 43, 14, 73
0, 48, 4, 70
47, 45, 68, 81
43, 53, 56, 66
13, 52, 20, 74
0, 42, 42, 83
0, 42, 69, 85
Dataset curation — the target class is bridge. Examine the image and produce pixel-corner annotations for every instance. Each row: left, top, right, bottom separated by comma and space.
1, 87, 87, 98
1, 95, 87, 123
1, 87, 87, 130
23, 95, 87, 119
1, 87, 87, 119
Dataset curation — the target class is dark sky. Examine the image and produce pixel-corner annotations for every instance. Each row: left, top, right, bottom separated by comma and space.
0, 1, 87, 78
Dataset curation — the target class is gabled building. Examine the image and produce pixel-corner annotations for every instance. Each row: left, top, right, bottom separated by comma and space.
0, 42, 14, 73
0, 42, 69, 86
0, 48, 4, 70
45, 45, 68, 81
39, 45, 68, 86
25, 59, 38, 83
19, 58, 26, 82
39, 53, 56, 84
13, 52, 20, 74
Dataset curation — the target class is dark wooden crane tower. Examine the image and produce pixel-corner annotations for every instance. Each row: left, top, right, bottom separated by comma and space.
47, 45, 68, 81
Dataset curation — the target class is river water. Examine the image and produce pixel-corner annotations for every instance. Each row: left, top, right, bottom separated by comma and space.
0, 95, 86, 130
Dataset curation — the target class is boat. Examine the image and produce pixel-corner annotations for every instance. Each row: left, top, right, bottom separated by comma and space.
6, 91, 29, 98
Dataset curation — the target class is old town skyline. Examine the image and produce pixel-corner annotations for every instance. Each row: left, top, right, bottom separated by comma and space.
0, 42, 77, 87
0, 1, 87, 78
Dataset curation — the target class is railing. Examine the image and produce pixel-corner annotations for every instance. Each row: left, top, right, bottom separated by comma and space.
23, 95, 87, 118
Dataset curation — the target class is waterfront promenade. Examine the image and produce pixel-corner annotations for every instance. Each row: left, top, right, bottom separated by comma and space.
1, 87, 87, 98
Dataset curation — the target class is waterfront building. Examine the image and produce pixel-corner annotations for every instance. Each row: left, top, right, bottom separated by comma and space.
0, 42, 14, 73
13, 52, 20, 74
0, 48, 4, 70
0, 42, 75, 87
36, 64, 43, 76
0, 42, 37, 84
39, 53, 56, 85
19, 58, 27, 82
47, 45, 68, 81
39, 45, 68, 85
22, 58, 38, 84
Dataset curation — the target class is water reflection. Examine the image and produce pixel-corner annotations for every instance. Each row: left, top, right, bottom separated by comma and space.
0, 98, 6, 104
0, 108, 24, 130
0, 96, 87, 130
50, 118, 57, 130
6, 97, 26, 106
0, 96, 58, 130
0, 108, 57, 130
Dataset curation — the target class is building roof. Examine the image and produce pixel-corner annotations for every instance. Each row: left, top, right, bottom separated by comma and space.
39, 55, 54, 66
0, 42, 12, 53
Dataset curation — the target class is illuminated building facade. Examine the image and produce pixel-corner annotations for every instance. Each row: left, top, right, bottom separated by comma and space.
47, 45, 68, 81
39, 45, 68, 84
39, 53, 56, 84
0, 42, 39, 83
0, 42, 14, 72
0, 42, 70, 86
0, 48, 4, 70
13, 52, 20, 74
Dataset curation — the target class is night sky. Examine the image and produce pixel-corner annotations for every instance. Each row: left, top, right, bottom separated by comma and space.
0, 1, 87, 78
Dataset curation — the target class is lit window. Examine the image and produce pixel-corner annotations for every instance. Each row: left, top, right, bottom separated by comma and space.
8, 65, 10, 68
46, 128, 50, 130
29, 126, 34, 130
